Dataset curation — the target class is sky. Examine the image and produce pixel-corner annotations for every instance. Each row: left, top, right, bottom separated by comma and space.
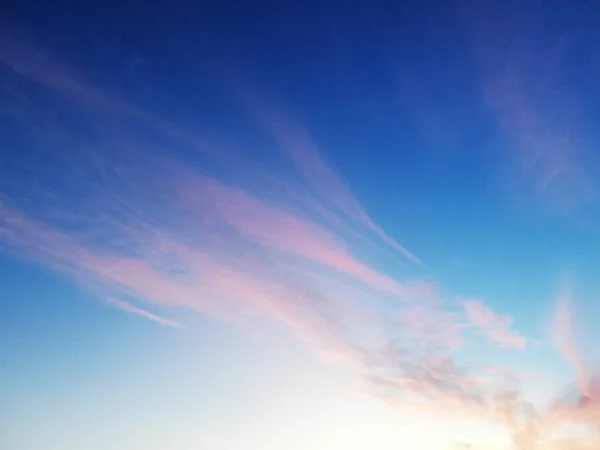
2, 0, 600, 449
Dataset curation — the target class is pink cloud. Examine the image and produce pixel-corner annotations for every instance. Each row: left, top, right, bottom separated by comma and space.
0, 29, 412, 302
3, 162, 536, 438
5, 188, 539, 442
179, 173, 406, 297
463, 300, 526, 349
0, 27, 418, 283
394, 303, 466, 354
106, 297, 184, 328
0, 195, 368, 359
234, 88, 421, 264
552, 284, 592, 400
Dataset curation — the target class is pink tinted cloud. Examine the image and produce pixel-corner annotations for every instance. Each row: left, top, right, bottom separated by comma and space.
268, 118, 412, 257
106, 297, 183, 328
0, 30, 413, 283
394, 300, 466, 354
463, 300, 526, 349
0, 29, 412, 299
552, 285, 591, 399
362, 289, 505, 425
6, 180, 527, 433
179, 174, 406, 297
4, 166, 532, 437
81, 229, 361, 344
236, 89, 421, 264
1, 195, 368, 358
0, 202, 226, 319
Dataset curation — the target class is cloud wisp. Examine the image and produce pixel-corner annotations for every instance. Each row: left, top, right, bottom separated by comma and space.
464, 300, 527, 349
106, 297, 185, 329
553, 283, 592, 399
460, 4, 597, 212
232, 84, 422, 265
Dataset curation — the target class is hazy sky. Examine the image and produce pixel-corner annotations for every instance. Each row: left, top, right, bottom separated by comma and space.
2, 1, 600, 449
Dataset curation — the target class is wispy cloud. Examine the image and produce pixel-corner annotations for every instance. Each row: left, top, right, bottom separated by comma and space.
463, 300, 526, 349
234, 87, 422, 265
0, 192, 370, 354
552, 282, 591, 399
106, 297, 184, 328
485, 65, 594, 210
0, 25, 126, 111
498, 280, 600, 450
460, 4, 596, 211
178, 173, 406, 297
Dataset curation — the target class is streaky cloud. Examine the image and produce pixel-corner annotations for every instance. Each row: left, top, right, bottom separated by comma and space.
460, 3, 596, 211
235, 86, 422, 265
106, 297, 184, 328
177, 172, 406, 297
552, 280, 593, 400
463, 300, 526, 349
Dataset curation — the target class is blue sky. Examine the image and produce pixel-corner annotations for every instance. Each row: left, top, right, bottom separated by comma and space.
2, 1, 600, 449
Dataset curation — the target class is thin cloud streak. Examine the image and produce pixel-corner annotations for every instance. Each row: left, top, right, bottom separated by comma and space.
552, 282, 592, 399
460, 4, 596, 211
463, 300, 527, 349
106, 297, 184, 328
0, 195, 369, 350
178, 173, 406, 297
236, 87, 422, 265
486, 66, 593, 209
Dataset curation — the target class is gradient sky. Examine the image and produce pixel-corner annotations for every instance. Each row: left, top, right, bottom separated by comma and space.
2, 1, 600, 449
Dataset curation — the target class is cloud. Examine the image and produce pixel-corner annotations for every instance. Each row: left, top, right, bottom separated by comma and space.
0, 25, 125, 110
233, 86, 422, 265
0, 193, 369, 356
362, 289, 526, 431
106, 297, 184, 328
552, 286, 591, 399
498, 280, 600, 449
178, 173, 406, 297
485, 66, 593, 210
460, 4, 596, 211
463, 300, 526, 349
